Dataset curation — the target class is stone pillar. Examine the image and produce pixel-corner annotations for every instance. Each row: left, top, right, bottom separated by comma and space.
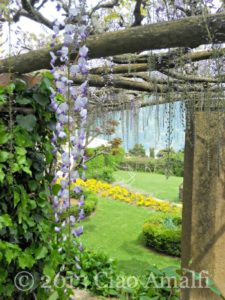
181, 108, 225, 300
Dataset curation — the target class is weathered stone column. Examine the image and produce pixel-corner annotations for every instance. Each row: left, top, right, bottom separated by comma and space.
181, 107, 225, 300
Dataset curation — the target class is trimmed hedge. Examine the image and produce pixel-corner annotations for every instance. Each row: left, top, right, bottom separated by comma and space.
143, 213, 181, 257
120, 155, 184, 177
61, 190, 98, 220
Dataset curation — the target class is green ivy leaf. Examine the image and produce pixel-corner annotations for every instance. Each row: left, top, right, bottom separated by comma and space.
43, 264, 55, 278
18, 252, 35, 269
52, 184, 61, 196
11, 163, 20, 173
14, 190, 21, 207
0, 132, 11, 145
22, 166, 32, 176
0, 95, 6, 106
16, 114, 37, 132
33, 93, 48, 107
14, 128, 33, 147
5, 250, 17, 264
28, 180, 38, 191
48, 291, 59, 300
5, 83, 15, 95
15, 147, 27, 156
0, 214, 12, 230
39, 77, 52, 92
16, 97, 32, 105
0, 151, 9, 163
35, 246, 48, 260
14, 79, 27, 91
0, 164, 5, 183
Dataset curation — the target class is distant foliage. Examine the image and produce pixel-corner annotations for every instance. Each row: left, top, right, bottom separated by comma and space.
128, 143, 146, 157
121, 149, 184, 177
149, 147, 155, 158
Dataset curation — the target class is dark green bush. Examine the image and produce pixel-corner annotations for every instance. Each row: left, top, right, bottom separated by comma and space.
129, 143, 146, 157
143, 213, 182, 257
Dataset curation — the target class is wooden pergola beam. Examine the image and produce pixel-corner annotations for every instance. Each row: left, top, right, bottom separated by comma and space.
1, 12, 225, 74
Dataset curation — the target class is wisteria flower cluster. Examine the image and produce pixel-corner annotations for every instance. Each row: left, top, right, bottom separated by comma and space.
49, 1, 89, 260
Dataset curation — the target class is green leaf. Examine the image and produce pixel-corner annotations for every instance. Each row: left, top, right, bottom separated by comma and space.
39, 77, 52, 92
48, 291, 59, 300
18, 253, 35, 269
43, 264, 55, 278
35, 246, 48, 260
33, 93, 48, 107
15, 147, 27, 156
5, 83, 15, 95
5, 250, 17, 264
11, 163, 20, 173
0, 95, 6, 106
0, 214, 12, 230
52, 184, 61, 196
209, 286, 222, 296
14, 129, 33, 147
14, 190, 21, 207
16, 97, 32, 105
0, 165, 5, 183
22, 166, 32, 176
16, 114, 37, 132
0, 132, 11, 145
14, 79, 27, 91
28, 180, 38, 191
0, 151, 9, 163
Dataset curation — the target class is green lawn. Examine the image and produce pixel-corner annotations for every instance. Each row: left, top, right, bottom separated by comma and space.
114, 170, 183, 202
82, 198, 180, 275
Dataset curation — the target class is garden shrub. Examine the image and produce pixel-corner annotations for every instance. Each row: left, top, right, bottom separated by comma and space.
85, 146, 124, 182
143, 213, 182, 257
64, 247, 180, 299
121, 152, 184, 177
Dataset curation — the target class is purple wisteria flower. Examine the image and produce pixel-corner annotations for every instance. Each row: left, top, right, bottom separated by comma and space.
49, 3, 89, 284
72, 226, 84, 237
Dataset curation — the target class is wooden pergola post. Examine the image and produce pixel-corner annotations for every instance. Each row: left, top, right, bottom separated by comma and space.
181, 106, 225, 299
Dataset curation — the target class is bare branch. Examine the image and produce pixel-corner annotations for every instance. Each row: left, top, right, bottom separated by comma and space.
12, 0, 59, 30
132, 0, 145, 27
90, 0, 119, 16
159, 69, 221, 83
74, 74, 221, 93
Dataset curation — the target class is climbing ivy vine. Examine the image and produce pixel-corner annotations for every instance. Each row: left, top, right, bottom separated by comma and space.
0, 74, 74, 299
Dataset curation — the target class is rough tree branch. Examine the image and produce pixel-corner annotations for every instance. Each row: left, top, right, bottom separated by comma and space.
74, 74, 223, 93
1, 12, 225, 74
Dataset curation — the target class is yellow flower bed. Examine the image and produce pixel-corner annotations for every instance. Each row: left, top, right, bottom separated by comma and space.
71, 178, 181, 214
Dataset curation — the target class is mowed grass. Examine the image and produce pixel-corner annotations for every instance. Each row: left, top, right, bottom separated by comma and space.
114, 170, 183, 202
82, 198, 180, 275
